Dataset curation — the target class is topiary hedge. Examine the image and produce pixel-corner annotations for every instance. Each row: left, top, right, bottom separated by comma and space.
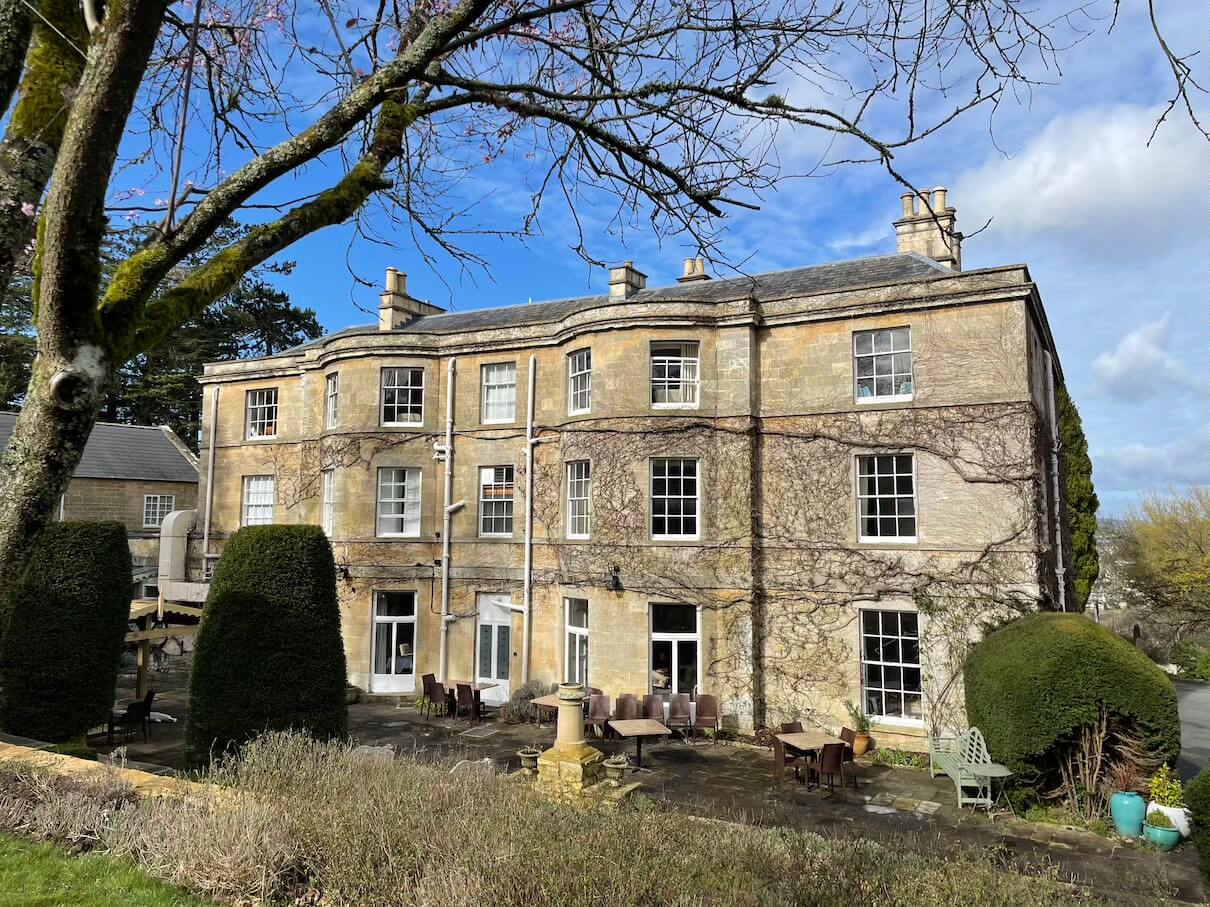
1185, 763, 1210, 884
0, 521, 132, 742
964, 612, 1179, 776
187, 525, 347, 763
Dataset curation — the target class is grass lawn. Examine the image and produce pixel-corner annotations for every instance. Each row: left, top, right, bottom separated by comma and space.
0, 834, 214, 907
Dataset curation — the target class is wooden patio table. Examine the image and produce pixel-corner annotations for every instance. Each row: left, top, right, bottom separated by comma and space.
608, 718, 670, 769
531, 693, 561, 728
775, 731, 845, 789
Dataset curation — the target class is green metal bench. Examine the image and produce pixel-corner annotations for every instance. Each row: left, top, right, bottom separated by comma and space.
928, 727, 1009, 809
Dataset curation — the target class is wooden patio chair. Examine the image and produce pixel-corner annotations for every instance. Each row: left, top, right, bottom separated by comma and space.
615, 694, 637, 721
805, 742, 847, 799
642, 694, 663, 720
691, 694, 720, 745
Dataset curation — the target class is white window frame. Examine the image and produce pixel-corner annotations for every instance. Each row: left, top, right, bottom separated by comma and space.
142, 494, 175, 528
376, 467, 421, 538
650, 457, 700, 541
245, 388, 279, 439
650, 342, 700, 409
478, 465, 515, 537
320, 468, 335, 535
649, 603, 701, 698
856, 452, 918, 544
380, 367, 425, 426
481, 362, 517, 424
370, 590, 418, 693
241, 475, 275, 526
854, 327, 913, 404
567, 348, 591, 415
859, 608, 924, 725
565, 460, 591, 539
325, 373, 339, 428
564, 597, 589, 685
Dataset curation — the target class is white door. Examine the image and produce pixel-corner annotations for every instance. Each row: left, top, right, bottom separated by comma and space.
476, 592, 512, 704
370, 591, 417, 693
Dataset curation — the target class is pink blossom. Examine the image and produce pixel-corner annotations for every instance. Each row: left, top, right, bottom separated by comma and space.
20, 202, 35, 217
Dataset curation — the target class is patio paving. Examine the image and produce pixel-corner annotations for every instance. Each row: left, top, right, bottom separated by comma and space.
87, 678, 1203, 904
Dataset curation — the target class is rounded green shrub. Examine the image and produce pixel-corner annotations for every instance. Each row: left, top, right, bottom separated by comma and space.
0, 521, 132, 742
187, 525, 347, 763
964, 612, 1180, 776
1185, 763, 1210, 883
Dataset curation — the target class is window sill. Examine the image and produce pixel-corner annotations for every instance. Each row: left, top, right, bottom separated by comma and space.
867, 716, 926, 732
478, 534, 515, 541
381, 421, 424, 429
650, 535, 701, 543
565, 534, 591, 542
244, 434, 278, 442
377, 533, 422, 540
857, 536, 918, 546
651, 403, 700, 411
567, 409, 591, 417
856, 394, 913, 405
481, 418, 516, 426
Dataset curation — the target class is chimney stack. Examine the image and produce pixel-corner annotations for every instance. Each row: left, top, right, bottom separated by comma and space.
893, 187, 962, 271
677, 256, 712, 283
608, 260, 647, 298
378, 267, 445, 330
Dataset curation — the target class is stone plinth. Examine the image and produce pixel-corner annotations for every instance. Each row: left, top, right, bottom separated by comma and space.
535, 683, 605, 796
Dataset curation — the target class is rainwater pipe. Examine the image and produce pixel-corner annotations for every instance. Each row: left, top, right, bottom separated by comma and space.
1044, 350, 1067, 612
520, 355, 538, 685
201, 385, 219, 565
437, 358, 464, 682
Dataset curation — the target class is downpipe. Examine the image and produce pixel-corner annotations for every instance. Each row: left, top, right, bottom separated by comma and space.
521, 355, 536, 685
436, 357, 461, 681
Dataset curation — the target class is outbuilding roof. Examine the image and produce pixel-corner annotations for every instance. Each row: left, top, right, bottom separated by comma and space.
0, 413, 199, 483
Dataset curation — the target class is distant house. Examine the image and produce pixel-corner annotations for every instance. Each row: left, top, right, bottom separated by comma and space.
0, 414, 200, 595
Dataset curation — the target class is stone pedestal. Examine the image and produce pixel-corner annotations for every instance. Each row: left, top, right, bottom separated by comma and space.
535, 683, 604, 795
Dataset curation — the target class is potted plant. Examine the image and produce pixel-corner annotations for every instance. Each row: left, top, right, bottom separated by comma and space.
1143, 809, 1182, 852
1148, 764, 1191, 837
1107, 760, 1146, 838
603, 753, 629, 784
517, 745, 542, 773
844, 701, 872, 756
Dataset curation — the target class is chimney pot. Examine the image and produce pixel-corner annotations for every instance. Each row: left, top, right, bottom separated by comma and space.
682, 257, 695, 278
900, 192, 915, 218
676, 255, 712, 283
933, 186, 948, 211
378, 266, 445, 329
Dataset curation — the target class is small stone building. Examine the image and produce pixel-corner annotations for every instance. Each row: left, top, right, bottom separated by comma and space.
194, 190, 1072, 746
0, 414, 200, 592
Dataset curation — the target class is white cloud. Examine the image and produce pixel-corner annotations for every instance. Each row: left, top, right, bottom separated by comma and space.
1090, 314, 1193, 400
1093, 422, 1210, 513
953, 104, 1209, 251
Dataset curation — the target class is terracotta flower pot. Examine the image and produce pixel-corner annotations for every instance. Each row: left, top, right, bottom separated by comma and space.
852, 733, 872, 756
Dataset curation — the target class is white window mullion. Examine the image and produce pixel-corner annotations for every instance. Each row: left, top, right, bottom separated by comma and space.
650, 457, 699, 540
245, 388, 279, 439
376, 467, 421, 537
242, 475, 275, 526
566, 460, 591, 539
860, 609, 923, 722
857, 453, 917, 542
568, 349, 591, 414
855, 327, 913, 403
381, 368, 425, 425
321, 469, 335, 535
481, 363, 517, 423
479, 465, 515, 536
325, 373, 339, 428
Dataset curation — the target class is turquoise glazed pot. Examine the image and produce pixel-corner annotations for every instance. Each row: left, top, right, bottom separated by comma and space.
1143, 821, 1181, 852
1110, 791, 1145, 838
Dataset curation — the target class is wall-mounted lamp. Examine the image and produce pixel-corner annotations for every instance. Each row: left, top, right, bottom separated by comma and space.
606, 565, 622, 594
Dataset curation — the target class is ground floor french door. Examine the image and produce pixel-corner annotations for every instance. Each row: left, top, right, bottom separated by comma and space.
476, 592, 512, 705
650, 603, 699, 698
370, 590, 416, 693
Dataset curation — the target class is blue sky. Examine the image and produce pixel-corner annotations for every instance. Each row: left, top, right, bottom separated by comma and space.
224, 2, 1208, 516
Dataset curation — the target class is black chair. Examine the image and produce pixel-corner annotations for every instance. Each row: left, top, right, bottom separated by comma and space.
115, 701, 149, 743
454, 683, 477, 722
805, 743, 848, 799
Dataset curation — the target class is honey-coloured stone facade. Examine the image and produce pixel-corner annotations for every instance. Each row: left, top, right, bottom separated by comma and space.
196, 246, 1069, 747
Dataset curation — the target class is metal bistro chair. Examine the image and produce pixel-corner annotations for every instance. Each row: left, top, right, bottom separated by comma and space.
805, 743, 848, 799
585, 694, 611, 739
642, 694, 663, 720
115, 701, 149, 743
615, 694, 638, 721
838, 727, 860, 789
667, 693, 692, 739
691, 694, 720, 745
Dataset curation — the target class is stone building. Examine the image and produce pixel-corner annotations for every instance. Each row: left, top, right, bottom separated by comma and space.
195, 190, 1070, 745
0, 413, 199, 592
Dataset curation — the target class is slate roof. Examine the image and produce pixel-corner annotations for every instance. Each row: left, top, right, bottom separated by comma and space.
277, 253, 951, 355
0, 413, 199, 483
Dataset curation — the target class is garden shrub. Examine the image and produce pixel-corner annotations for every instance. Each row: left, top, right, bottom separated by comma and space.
498, 678, 554, 723
965, 612, 1180, 778
0, 521, 131, 742
1185, 763, 1210, 884
187, 525, 347, 762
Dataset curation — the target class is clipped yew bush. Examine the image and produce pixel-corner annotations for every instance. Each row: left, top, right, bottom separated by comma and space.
1186, 764, 1210, 884
187, 525, 347, 763
0, 521, 131, 742
965, 612, 1180, 777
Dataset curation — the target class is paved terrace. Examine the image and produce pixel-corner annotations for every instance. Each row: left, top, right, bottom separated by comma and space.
78, 674, 1203, 904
